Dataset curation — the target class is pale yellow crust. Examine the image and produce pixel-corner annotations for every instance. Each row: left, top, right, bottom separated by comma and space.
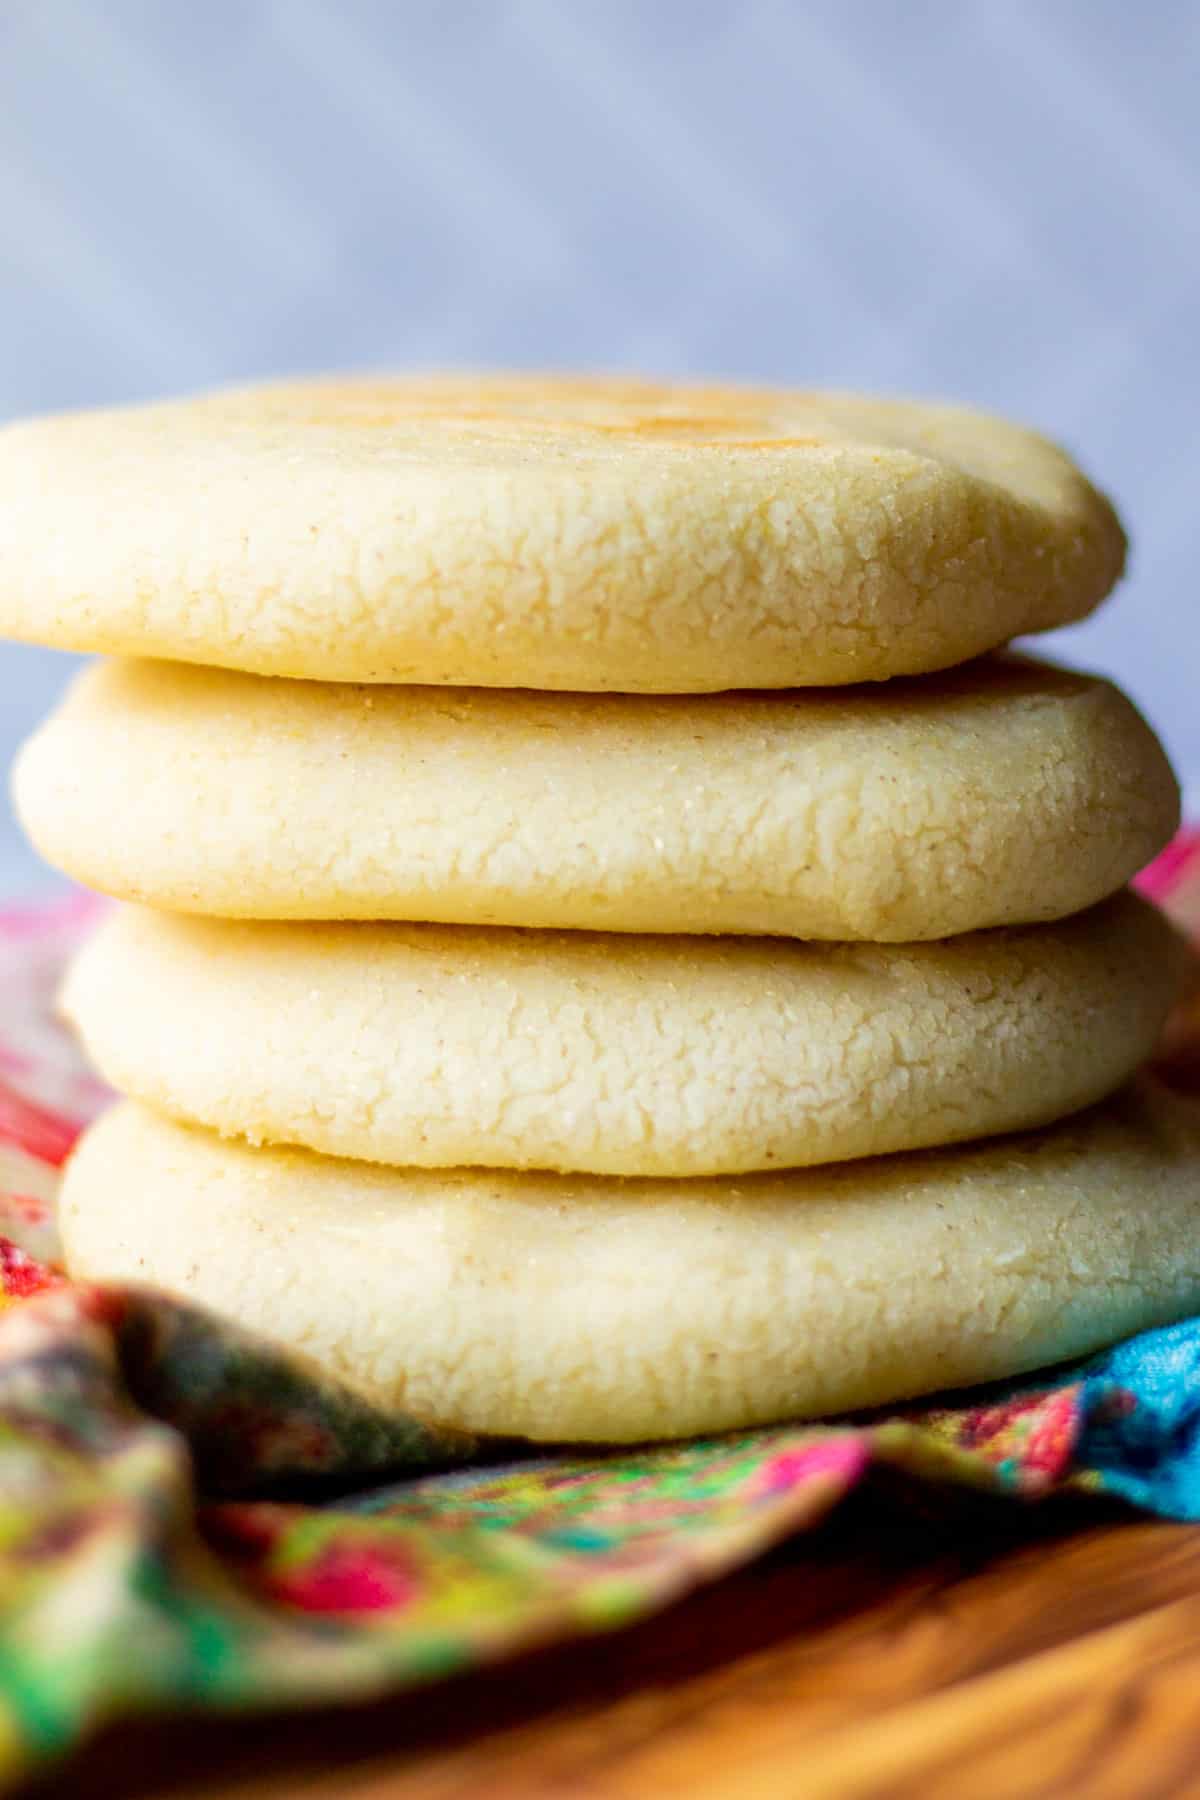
15, 654, 1178, 939
0, 374, 1124, 691
60, 1086, 1200, 1441
62, 894, 1182, 1177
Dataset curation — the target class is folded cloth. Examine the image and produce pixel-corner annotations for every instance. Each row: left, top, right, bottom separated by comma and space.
2, 838, 1200, 1786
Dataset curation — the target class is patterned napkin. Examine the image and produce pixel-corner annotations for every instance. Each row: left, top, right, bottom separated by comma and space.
2, 841, 1200, 1787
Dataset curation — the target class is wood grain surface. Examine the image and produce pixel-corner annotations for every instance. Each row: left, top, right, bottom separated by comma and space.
29, 1481, 1200, 1799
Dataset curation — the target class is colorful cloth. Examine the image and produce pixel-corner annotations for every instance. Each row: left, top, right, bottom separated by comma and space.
2, 839, 1200, 1786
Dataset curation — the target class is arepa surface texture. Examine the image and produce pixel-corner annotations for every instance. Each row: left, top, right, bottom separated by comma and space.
15, 654, 1178, 940
0, 375, 1125, 690
62, 894, 1182, 1176
61, 1086, 1200, 1442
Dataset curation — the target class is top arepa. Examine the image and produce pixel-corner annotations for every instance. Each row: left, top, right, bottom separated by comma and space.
0, 374, 1125, 690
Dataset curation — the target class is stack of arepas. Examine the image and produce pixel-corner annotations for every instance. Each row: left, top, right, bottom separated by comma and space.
3, 374, 1198, 1443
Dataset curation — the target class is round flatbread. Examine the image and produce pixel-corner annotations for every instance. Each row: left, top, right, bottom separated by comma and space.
0, 375, 1124, 691
61, 1085, 1200, 1442
15, 654, 1177, 941
62, 894, 1182, 1177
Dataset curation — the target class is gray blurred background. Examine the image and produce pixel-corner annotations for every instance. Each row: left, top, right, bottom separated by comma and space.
1, 0, 1196, 895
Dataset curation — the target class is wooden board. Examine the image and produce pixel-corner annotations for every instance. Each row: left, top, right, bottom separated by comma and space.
33, 1482, 1200, 1798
